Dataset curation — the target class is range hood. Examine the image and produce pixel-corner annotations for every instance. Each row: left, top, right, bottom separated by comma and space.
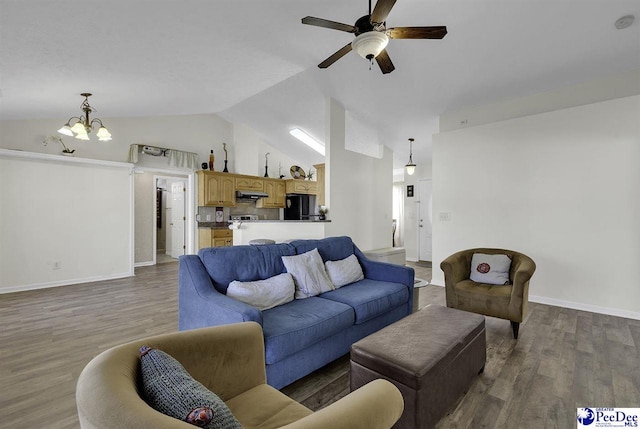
236, 190, 269, 200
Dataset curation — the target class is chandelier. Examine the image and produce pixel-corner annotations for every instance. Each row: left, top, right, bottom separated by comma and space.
58, 93, 112, 141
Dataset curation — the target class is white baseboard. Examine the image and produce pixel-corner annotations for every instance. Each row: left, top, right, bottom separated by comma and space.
135, 261, 155, 267
529, 295, 640, 321
425, 277, 640, 320
0, 271, 134, 294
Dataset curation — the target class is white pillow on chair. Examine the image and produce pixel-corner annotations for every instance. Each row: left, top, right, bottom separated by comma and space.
469, 253, 512, 285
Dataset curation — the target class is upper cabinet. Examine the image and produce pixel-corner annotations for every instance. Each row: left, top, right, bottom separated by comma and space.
313, 163, 325, 206
257, 179, 286, 208
285, 180, 318, 195
235, 176, 264, 192
197, 171, 236, 207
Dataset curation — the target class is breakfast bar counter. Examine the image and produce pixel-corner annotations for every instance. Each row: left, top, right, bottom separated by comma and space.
229, 219, 330, 245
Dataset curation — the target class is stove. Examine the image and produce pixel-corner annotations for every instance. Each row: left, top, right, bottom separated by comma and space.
230, 214, 258, 221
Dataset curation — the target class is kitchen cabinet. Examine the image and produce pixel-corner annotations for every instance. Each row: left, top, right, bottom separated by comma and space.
235, 176, 264, 191
257, 179, 286, 208
197, 171, 235, 207
313, 163, 325, 206
199, 228, 233, 250
285, 179, 317, 195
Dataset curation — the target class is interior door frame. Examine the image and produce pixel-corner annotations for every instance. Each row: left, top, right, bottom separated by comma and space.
152, 172, 194, 264
417, 178, 433, 262
132, 167, 195, 266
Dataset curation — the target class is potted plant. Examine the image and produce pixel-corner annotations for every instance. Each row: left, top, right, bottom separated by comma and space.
43, 136, 75, 156
318, 206, 328, 220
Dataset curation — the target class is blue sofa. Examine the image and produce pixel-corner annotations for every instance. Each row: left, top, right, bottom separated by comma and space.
178, 236, 414, 389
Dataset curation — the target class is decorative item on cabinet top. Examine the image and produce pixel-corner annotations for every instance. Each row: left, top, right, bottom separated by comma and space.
290, 165, 306, 179
127, 144, 199, 170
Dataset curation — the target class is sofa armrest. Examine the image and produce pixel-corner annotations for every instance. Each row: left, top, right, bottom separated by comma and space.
280, 379, 404, 429
440, 250, 471, 286
76, 323, 267, 429
179, 255, 262, 331
511, 255, 536, 301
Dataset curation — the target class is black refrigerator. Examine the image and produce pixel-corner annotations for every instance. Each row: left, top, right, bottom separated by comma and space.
284, 195, 315, 220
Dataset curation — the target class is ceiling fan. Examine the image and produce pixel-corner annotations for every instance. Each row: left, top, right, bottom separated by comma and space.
302, 0, 447, 74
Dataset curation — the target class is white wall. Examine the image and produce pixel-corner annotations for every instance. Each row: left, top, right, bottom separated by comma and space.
233, 123, 309, 178
432, 95, 640, 319
0, 150, 133, 292
0, 113, 234, 169
324, 98, 394, 252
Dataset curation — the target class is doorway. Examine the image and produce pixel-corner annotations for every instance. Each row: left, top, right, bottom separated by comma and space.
154, 175, 188, 264
417, 179, 433, 262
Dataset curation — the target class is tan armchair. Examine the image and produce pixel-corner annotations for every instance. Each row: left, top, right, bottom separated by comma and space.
76, 322, 403, 429
440, 248, 536, 339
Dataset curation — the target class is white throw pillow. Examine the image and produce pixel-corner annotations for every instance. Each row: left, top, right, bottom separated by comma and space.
469, 253, 512, 285
227, 273, 295, 310
282, 248, 335, 299
325, 254, 364, 288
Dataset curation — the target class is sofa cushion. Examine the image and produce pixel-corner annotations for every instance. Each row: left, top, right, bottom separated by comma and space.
319, 279, 409, 325
226, 273, 295, 311
225, 384, 312, 429
261, 297, 355, 364
139, 346, 243, 429
289, 236, 355, 263
281, 248, 335, 299
325, 254, 364, 288
199, 243, 295, 294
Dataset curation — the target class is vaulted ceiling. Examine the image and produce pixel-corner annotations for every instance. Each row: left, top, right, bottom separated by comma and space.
1, 0, 639, 168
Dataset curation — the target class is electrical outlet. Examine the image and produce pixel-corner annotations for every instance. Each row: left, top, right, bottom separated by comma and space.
206, 214, 212, 221
53, 261, 61, 270
439, 212, 451, 222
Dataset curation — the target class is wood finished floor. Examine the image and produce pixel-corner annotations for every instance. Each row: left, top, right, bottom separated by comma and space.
1, 261, 639, 428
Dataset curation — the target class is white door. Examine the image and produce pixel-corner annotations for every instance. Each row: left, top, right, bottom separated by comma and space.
170, 181, 186, 258
418, 179, 433, 262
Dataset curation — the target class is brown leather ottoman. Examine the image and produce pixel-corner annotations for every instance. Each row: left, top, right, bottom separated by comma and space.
350, 304, 486, 429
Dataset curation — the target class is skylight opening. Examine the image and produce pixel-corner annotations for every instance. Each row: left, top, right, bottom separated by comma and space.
289, 128, 325, 156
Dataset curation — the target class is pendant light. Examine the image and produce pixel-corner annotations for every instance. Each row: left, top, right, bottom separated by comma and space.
405, 138, 416, 175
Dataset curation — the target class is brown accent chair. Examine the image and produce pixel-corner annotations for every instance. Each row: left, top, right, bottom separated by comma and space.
440, 248, 536, 339
76, 322, 404, 429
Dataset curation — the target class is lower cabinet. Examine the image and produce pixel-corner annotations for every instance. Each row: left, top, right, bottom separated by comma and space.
198, 228, 233, 250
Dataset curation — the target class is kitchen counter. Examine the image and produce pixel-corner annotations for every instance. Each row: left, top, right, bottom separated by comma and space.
197, 222, 232, 229
230, 220, 329, 245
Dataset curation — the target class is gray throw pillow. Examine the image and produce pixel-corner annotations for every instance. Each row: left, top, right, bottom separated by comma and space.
140, 346, 243, 429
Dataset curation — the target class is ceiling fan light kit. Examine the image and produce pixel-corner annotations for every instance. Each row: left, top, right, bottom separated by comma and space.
352, 31, 389, 60
302, 0, 447, 74
58, 93, 112, 141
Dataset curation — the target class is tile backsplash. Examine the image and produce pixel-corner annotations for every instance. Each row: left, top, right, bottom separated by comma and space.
197, 202, 281, 222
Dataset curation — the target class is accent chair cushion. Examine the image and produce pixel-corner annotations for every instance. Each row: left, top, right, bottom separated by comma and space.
469, 253, 512, 285
325, 254, 364, 288
227, 273, 295, 311
281, 248, 335, 299
140, 346, 243, 429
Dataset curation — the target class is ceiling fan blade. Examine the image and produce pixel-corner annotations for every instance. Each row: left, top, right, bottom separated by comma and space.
388, 26, 448, 39
318, 43, 353, 69
302, 16, 356, 33
376, 49, 395, 74
370, 0, 397, 24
